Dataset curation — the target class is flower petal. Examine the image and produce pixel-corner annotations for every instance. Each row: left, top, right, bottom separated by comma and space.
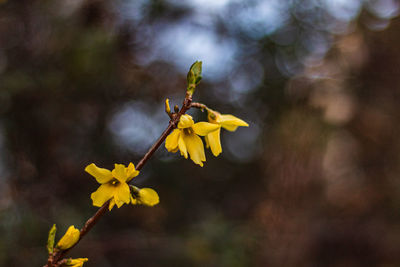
114, 199, 126, 208
130, 195, 138, 205
114, 182, 131, 206
207, 128, 222, 157
112, 164, 128, 183
178, 114, 194, 129
126, 162, 139, 182
108, 199, 116, 211
192, 122, 220, 136
219, 114, 249, 132
91, 184, 115, 207
85, 163, 113, 184
67, 258, 88, 267
182, 133, 206, 167
178, 134, 188, 159
165, 129, 180, 152
204, 134, 210, 148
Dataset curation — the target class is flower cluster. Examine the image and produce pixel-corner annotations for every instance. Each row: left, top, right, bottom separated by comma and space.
165, 110, 248, 166
85, 163, 159, 210
165, 114, 219, 166
44, 61, 249, 267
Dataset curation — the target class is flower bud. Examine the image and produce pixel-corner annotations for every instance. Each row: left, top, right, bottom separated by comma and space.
186, 61, 202, 95
165, 98, 171, 114
66, 258, 88, 267
56, 225, 80, 250
138, 188, 159, 206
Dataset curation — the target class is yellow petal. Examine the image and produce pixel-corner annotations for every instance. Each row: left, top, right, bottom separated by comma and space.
178, 114, 194, 129
91, 184, 115, 207
67, 258, 88, 267
130, 195, 138, 205
85, 163, 113, 184
138, 188, 159, 206
207, 111, 220, 124
56, 226, 80, 250
114, 199, 126, 209
108, 199, 116, 211
182, 132, 206, 167
207, 128, 222, 156
219, 114, 249, 132
112, 164, 128, 183
178, 134, 188, 159
113, 182, 131, 206
204, 134, 210, 148
165, 129, 180, 152
126, 162, 139, 182
192, 122, 220, 136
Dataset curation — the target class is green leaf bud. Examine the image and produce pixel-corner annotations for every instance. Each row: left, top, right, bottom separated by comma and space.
47, 224, 57, 254
187, 61, 202, 95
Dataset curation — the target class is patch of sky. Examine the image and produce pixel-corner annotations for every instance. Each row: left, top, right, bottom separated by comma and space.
235, 0, 290, 39
366, 0, 399, 19
108, 101, 167, 155
275, 50, 303, 77
229, 59, 264, 94
115, 0, 147, 24
323, 0, 362, 22
168, 0, 232, 12
224, 121, 262, 163
300, 31, 332, 58
153, 23, 238, 81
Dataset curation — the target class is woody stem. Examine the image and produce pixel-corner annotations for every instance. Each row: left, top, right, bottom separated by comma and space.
48, 93, 193, 266
190, 102, 208, 110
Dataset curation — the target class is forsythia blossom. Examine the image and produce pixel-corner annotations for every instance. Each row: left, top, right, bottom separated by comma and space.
165, 114, 219, 166
56, 225, 80, 250
130, 187, 160, 206
205, 111, 248, 157
85, 163, 139, 210
65, 258, 88, 267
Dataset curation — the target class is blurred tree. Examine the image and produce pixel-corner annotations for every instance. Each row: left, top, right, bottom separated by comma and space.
0, 0, 400, 266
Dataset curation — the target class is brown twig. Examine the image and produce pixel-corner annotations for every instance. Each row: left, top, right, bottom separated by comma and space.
190, 102, 207, 110
46, 93, 193, 267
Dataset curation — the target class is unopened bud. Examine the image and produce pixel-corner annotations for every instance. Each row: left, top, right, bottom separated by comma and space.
165, 98, 171, 114
186, 61, 202, 95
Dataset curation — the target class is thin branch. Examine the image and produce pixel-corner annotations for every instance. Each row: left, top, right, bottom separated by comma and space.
47, 93, 193, 267
190, 102, 208, 110
136, 93, 192, 170
52, 200, 110, 263
135, 123, 175, 171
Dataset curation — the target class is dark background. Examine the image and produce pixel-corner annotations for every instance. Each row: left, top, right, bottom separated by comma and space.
1, 0, 400, 266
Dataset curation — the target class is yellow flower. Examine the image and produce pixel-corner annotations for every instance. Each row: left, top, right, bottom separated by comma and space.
165, 114, 219, 166
66, 258, 88, 267
85, 163, 139, 210
56, 225, 80, 250
205, 111, 249, 156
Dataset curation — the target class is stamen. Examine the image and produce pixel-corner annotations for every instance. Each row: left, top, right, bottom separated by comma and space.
183, 128, 193, 135
111, 179, 120, 186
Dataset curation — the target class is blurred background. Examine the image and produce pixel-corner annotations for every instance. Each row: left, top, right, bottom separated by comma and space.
1, 0, 400, 266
